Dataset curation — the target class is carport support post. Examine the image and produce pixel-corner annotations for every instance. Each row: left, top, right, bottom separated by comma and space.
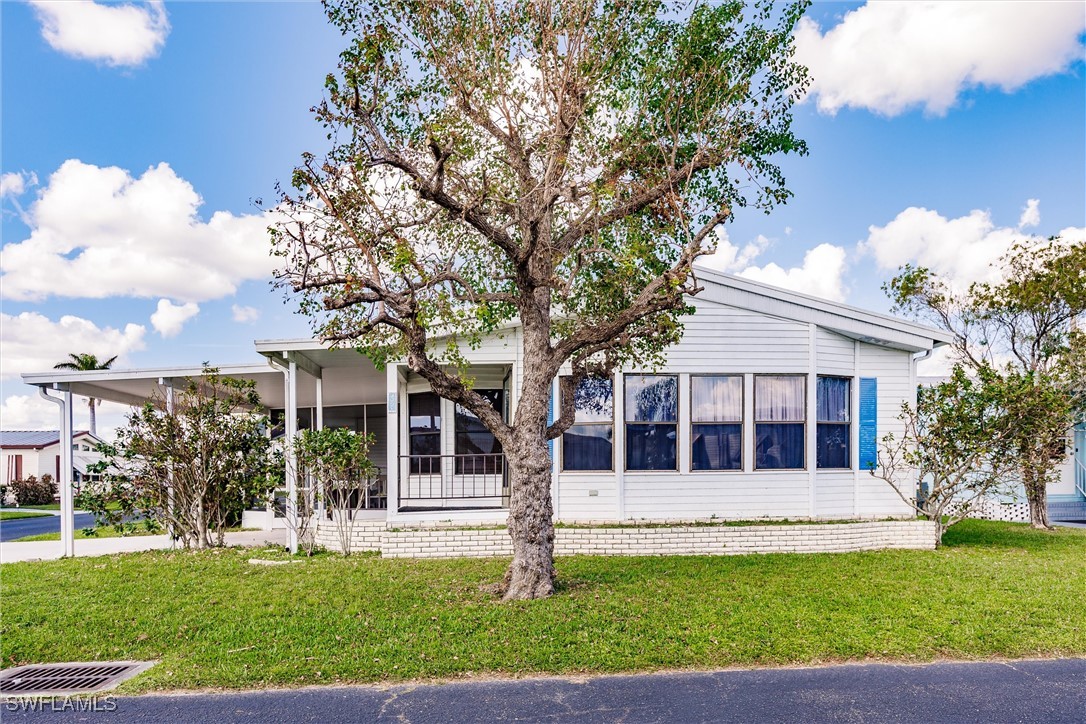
60, 388, 74, 557
160, 378, 176, 545
37, 386, 74, 556
314, 376, 323, 519
285, 358, 299, 555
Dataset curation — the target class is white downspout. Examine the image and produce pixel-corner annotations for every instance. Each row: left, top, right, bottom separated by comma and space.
39, 386, 74, 557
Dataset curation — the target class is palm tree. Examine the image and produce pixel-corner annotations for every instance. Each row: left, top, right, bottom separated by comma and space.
53, 353, 118, 437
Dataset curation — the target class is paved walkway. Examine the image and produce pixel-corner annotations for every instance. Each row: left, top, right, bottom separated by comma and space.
4, 659, 1084, 723
0, 529, 286, 563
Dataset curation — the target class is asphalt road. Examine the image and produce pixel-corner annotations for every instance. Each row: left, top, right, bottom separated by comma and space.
0, 513, 95, 543
5, 659, 1084, 723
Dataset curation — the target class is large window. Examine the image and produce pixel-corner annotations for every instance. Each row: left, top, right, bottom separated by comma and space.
691, 375, 743, 471
754, 376, 805, 470
816, 377, 851, 469
408, 392, 441, 474
455, 389, 504, 474
626, 375, 678, 471
562, 376, 614, 471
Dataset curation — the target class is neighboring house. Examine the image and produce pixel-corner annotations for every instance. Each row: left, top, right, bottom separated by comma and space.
1049, 423, 1086, 522
22, 271, 952, 547
1, 430, 105, 502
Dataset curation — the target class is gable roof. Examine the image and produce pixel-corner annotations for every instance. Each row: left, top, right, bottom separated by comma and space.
691, 267, 954, 353
0, 430, 97, 450
256, 270, 952, 355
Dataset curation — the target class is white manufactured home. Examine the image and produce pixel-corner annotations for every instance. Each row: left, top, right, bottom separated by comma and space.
22, 271, 956, 555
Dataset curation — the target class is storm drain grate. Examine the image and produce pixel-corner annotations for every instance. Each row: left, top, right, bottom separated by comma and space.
0, 661, 156, 696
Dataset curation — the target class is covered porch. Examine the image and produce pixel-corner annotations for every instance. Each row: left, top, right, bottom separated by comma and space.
21, 340, 515, 556
254, 340, 513, 516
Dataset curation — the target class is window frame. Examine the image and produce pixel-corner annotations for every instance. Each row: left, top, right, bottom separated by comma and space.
454, 388, 505, 475
407, 391, 442, 475
560, 375, 615, 473
816, 375, 852, 470
623, 374, 679, 473
753, 374, 807, 472
689, 374, 744, 473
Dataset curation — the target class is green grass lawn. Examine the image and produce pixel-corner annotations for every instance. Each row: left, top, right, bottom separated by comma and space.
0, 511, 52, 521
1, 520, 1083, 693
17, 503, 60, 511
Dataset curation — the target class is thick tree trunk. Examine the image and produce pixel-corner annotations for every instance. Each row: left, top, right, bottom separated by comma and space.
1023, 466, 1053, 530
88, 398, 97, 437
501, 438, 556, 600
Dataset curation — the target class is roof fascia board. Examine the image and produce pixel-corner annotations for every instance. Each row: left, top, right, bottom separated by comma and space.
21, 364, 273, 387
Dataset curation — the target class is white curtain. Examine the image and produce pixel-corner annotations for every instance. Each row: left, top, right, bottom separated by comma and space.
817, 377, 850, 422
691, 376, 742, 422
755, 376, 805, 421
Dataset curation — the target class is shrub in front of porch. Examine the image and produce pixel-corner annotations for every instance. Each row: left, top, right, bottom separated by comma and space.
78, 369, 280, 549
292, 427, 377, 556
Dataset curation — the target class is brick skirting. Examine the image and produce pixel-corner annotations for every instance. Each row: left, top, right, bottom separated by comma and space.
312, 519, 937, 557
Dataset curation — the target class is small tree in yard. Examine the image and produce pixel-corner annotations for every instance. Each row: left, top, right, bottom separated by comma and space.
870, 368, 1019, 547
887, 238, 1085, 529
82, 370, 279, 548
294, 427, 377, 555
272, 0, 809, 598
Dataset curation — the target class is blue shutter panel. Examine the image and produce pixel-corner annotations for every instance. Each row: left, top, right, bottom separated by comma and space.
858, 378, 878, 471
546, 386, 555, 459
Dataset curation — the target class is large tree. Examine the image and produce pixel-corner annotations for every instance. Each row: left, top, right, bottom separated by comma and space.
273, 0, 809, 598
887, 238, 1085, 529
54, 352, 118, 437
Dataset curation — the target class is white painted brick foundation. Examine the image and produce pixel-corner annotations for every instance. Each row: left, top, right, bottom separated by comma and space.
312, 519, 937, 558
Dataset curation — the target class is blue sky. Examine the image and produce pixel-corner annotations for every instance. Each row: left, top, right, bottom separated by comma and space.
1, 1, 1084, 432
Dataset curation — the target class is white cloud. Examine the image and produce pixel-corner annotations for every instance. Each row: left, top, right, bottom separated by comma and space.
1018, 198, 1041, 229
1, 394, 63, 431
29, 0, 170, 67
697, 229, 849, 302
0, 311, 146, 380
0, 394, 130, 439
795, 2, 1086, 116
0, 160, 279, 303
150, 299, 199, 338
860, 200, 1085, 289
735, 244, 849, 303
1, 171, 36, 198
231, 304, 260, 323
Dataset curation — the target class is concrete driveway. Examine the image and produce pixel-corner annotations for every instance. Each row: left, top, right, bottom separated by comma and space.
4, 658, 1083, 723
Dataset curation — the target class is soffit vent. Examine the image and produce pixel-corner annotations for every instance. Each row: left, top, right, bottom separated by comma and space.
0, 661, 155, 697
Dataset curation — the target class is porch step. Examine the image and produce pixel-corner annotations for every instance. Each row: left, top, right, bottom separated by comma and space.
1049, 498, 1086, 522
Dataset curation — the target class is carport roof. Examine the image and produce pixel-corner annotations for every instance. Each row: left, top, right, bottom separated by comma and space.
21, 363, 284, 409
20, 351, 390, 411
